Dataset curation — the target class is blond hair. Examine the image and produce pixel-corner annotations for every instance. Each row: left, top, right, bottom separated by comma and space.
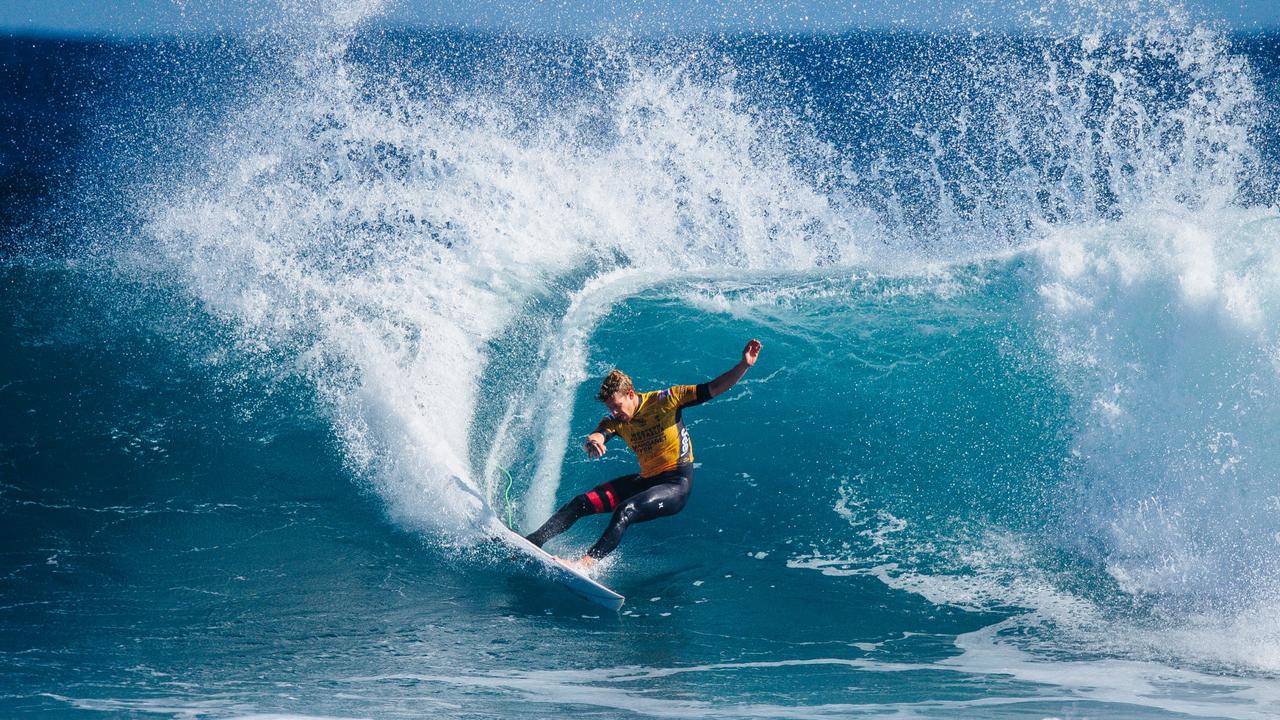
597, 369, 634, 401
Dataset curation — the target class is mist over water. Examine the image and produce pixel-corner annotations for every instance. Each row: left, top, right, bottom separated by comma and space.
4, 0, 1280, 717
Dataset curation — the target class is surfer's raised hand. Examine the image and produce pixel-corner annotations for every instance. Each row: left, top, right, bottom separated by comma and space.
708, 339, 764, 398
584, 433, 607, 458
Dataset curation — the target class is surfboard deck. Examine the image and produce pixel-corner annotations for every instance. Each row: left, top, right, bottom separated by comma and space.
495, 526, 625, 611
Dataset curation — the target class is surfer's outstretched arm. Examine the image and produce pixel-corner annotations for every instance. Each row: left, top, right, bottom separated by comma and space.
707, 338, 763, 398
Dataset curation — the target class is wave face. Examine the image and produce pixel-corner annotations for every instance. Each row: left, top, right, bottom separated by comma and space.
3, 1, 1280, 718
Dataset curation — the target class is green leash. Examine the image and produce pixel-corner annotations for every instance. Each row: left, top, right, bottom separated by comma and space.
498, 464, 516, 528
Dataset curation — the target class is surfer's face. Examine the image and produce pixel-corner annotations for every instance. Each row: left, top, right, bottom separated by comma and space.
603, 391, 638, 423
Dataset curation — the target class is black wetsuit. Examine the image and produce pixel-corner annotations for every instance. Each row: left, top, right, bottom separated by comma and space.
526, 465, 692, 559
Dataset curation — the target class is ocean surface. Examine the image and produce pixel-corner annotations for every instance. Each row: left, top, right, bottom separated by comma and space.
4, 1, 1280, 717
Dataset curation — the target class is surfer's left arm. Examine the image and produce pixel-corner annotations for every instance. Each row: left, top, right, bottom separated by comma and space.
706, 338, 762, 398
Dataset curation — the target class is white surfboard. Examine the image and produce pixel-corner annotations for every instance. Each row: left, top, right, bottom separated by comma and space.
495, 526, 625, 611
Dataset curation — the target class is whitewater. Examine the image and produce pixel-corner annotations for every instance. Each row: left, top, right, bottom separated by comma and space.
3, 0, 1280, 717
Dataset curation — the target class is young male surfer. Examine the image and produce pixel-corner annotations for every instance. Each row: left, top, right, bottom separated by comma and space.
526, 339, 763, 573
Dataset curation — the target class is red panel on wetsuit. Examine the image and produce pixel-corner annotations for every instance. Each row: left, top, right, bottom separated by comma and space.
586, 491, 604, 512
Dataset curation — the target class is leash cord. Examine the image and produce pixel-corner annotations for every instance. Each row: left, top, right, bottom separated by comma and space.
498, 464, 516, 528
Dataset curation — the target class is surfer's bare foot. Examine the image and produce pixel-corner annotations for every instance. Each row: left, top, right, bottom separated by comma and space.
559, 555, 597, 573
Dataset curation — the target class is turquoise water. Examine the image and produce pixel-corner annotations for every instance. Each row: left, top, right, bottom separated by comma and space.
4, 2, 1280, 717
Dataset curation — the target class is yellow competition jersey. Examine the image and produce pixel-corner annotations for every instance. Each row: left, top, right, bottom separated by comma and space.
599, 384, 711, 477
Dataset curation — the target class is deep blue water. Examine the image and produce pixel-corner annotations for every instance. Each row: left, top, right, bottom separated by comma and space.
4, 4, 1280, 718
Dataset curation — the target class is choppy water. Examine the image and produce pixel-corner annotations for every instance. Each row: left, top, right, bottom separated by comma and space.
4, 1, 1280, 717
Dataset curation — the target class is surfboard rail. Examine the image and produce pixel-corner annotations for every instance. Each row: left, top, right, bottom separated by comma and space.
496, 527, 625, 611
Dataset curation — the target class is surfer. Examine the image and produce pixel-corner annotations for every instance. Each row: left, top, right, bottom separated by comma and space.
526, 339, 763, 572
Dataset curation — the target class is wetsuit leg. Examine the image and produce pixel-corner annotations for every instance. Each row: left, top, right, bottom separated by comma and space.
587, 468, 692, 560
525, 473, 638, 547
